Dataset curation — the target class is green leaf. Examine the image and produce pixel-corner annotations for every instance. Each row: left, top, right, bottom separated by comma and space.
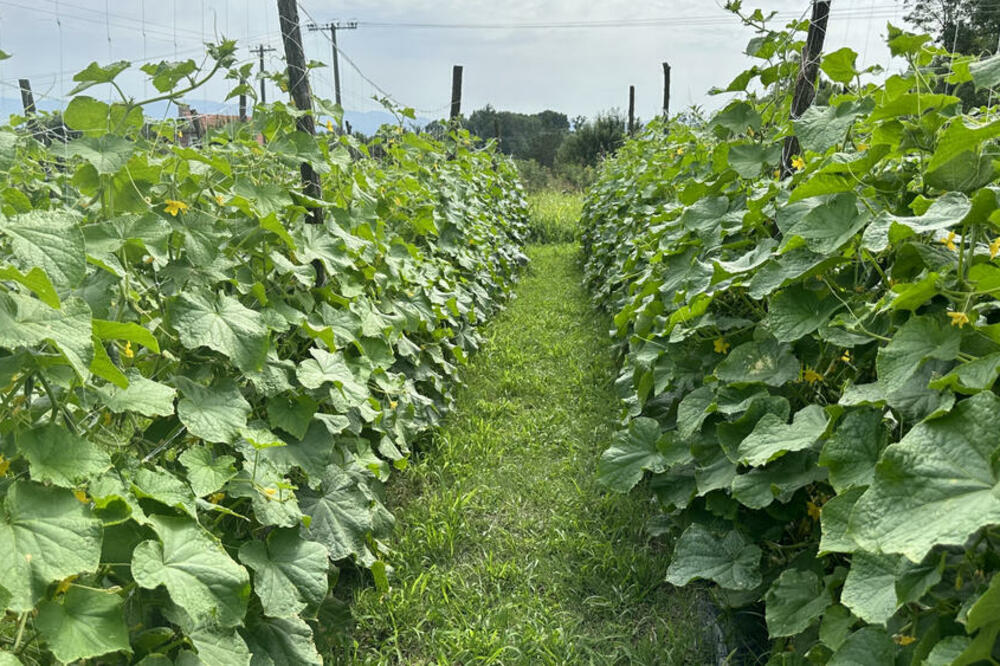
736, 405, 828, 466
267, 395, 317, 440
887, 192, 972, 237
819, 487, 865, 554
766, 284, 841, 342
168, 291, 269, 373
840, 552, 901, 624
0, 210, 86, 289
764, 569, 831, 637
967, 571, 1000, 633
299, 465, 372, 562
928, 352, 1000, 394
782, 193, 869, 254
167, 607, 251, 666
64, 135, 135, 175
296, 348, 363, 394
0, 265, 60, 308
828, 627, 894, 666
69, 60, 130, 95
131, 514, 250, 627
971, 53, 1000, 89
98, 370, 176, 417
243, 614, 323, 666
676, 387, 715, 439
140, 59, 197, 93
178, 447, 237, 497
36, 587, 130, 663
876, 315, 962, 393
731, 452, 827, 509
819, 408, 888, 492
90, 339, 128, 388
596, 417, 670, 492
16, 423, 111, 488
727, 143, 781, 179
176, 377, 251, 444
92, 320, 160, 354
927, 119, 1000, 174
821, 47, 859, 85
715, 335, 799, 387
665, 524, 761, 591
0, 293, 93, 378
0, 651, 21, 665
849, 391, 1000, 562
0, 481, 102, 611
819, 605, 857, 651
131, 467, 198, 518
238, 528, 329, 618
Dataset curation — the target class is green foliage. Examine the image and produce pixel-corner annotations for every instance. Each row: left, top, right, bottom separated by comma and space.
465, 106, 569, 167
556, 111, 627, 171
525, 190, 582, 243
582, 9, 1000, 664
0, 50, 527, 664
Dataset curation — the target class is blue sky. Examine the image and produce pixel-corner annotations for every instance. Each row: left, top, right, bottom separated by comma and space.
0, 1, 909, 122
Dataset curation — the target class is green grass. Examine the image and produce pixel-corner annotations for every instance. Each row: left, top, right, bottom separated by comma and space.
526, 191, 583, 243
329, 244, 710, 665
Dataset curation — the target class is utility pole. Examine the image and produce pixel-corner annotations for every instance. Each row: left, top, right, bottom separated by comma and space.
662, 62, 671, 118
628, 85, 636, 135
251, 44, 276, 104
450, 65, 463, 120
18, 78, 38, 139
781, 0, 831, 177
307, 20, 357, 116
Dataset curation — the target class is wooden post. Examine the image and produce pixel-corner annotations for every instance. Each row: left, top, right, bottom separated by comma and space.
276, 0, 324, 228
628, 85, 636, 135
781, 0, 831, 177
18, 79, 35, 117
662, 62, 671, 118
239, 80, 247, 122
252, 44, 276, 104
450, 65, 463, 120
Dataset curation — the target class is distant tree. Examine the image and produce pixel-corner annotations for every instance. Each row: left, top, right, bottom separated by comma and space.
464, 106, 570, 167
554, 111, 627, 170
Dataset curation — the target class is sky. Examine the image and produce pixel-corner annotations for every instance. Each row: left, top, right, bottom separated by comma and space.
0, 0, 913, 122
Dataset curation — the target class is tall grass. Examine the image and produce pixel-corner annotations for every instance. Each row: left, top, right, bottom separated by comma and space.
526, 190, 583, 244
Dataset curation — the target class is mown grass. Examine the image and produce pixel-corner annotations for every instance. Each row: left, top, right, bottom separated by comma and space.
329, 244, 711, 665
525, 190, 583, 243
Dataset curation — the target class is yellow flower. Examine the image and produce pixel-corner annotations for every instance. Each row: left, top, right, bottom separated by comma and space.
326, 119, 334, 133
713, 338, 730, 354
894, 635, 917, 646
806, 501, 821, 521
676, 146, 685, 156
208, 492, 225, 504
941, 231, 957, 252
803, 367, 824, 384
0, 454, 10, 476
947, 310, 970, 328
164, 199, 189, 216
73, 489, 89, 504
747, 127, 755, 137
390, 400, 398, 409
857, 143, 869, 152
841, 350, 852, 363
791, 156, 806, 170
215, 194, 225, 205
264, 487, 277, 497
123, 341, 134, 359
55, 575, 77, 595
990, 237, 1000, 259
773, 169, 781, 178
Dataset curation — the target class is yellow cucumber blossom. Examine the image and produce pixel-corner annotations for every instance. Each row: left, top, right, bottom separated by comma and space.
208, 492, 225, 504
0, 454, 9, 476
803, 367, 824, 384
894, 635, 917, 646
123, 341, 134, 359
215, 194, 225, 205
164, 199, 189, 216
990, 237, 1000, 259
841, 350, 852, 363
713, 338, 730, 354
73, 489, 89, 504
857, 143, 869, 152
676, 146, 685, 156
941, 231, 957, 252
947, 311, 970, 328
791, 156, 806, 170
806, 501, 821, 521
326, 119, 335, 132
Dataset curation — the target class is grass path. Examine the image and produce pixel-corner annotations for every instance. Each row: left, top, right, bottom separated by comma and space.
332, 243, 707, 665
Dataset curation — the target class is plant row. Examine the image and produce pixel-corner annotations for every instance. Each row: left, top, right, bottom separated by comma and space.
583, 10, 1000, 666
0, 44, 528, 665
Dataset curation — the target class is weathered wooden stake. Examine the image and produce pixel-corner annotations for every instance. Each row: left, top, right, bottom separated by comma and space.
662, 62, 671, 118
450, 65, 463, 120
628, 85, 636, 135
781, 0, 832, 177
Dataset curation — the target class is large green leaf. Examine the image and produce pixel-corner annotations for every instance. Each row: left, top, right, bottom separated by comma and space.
840, 552, 901, 624
818, 408, 888, 492
820, 48, 859, 85
0, 211, 86, 289
243, 614, 323, 666
176, 377, 251, 444
131, 514, 250, 627
36, 587, 130, 663
238, 529, 329, 618
875, 315, 961, 393
98, 370, 176, 417
0, 293, 93, 378
64, 135, 135, 175
299, 465, 371, 562
715, 335, 799, 387
169, 291, 269, 373
849, 391, 1000, 562
596, 417, 671, 492
764, 569, 831, 637
665, 524, 761, 591
16, 423, 111, 487
736, 405, 827, 466
178, 447, 237, 497
0, 481, 102, 611
828, 627, 894, 666
765, 284, 841, 342
782, 193, 869, 254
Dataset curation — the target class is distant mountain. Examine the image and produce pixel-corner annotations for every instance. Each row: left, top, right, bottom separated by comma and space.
0, 97, 433, 136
